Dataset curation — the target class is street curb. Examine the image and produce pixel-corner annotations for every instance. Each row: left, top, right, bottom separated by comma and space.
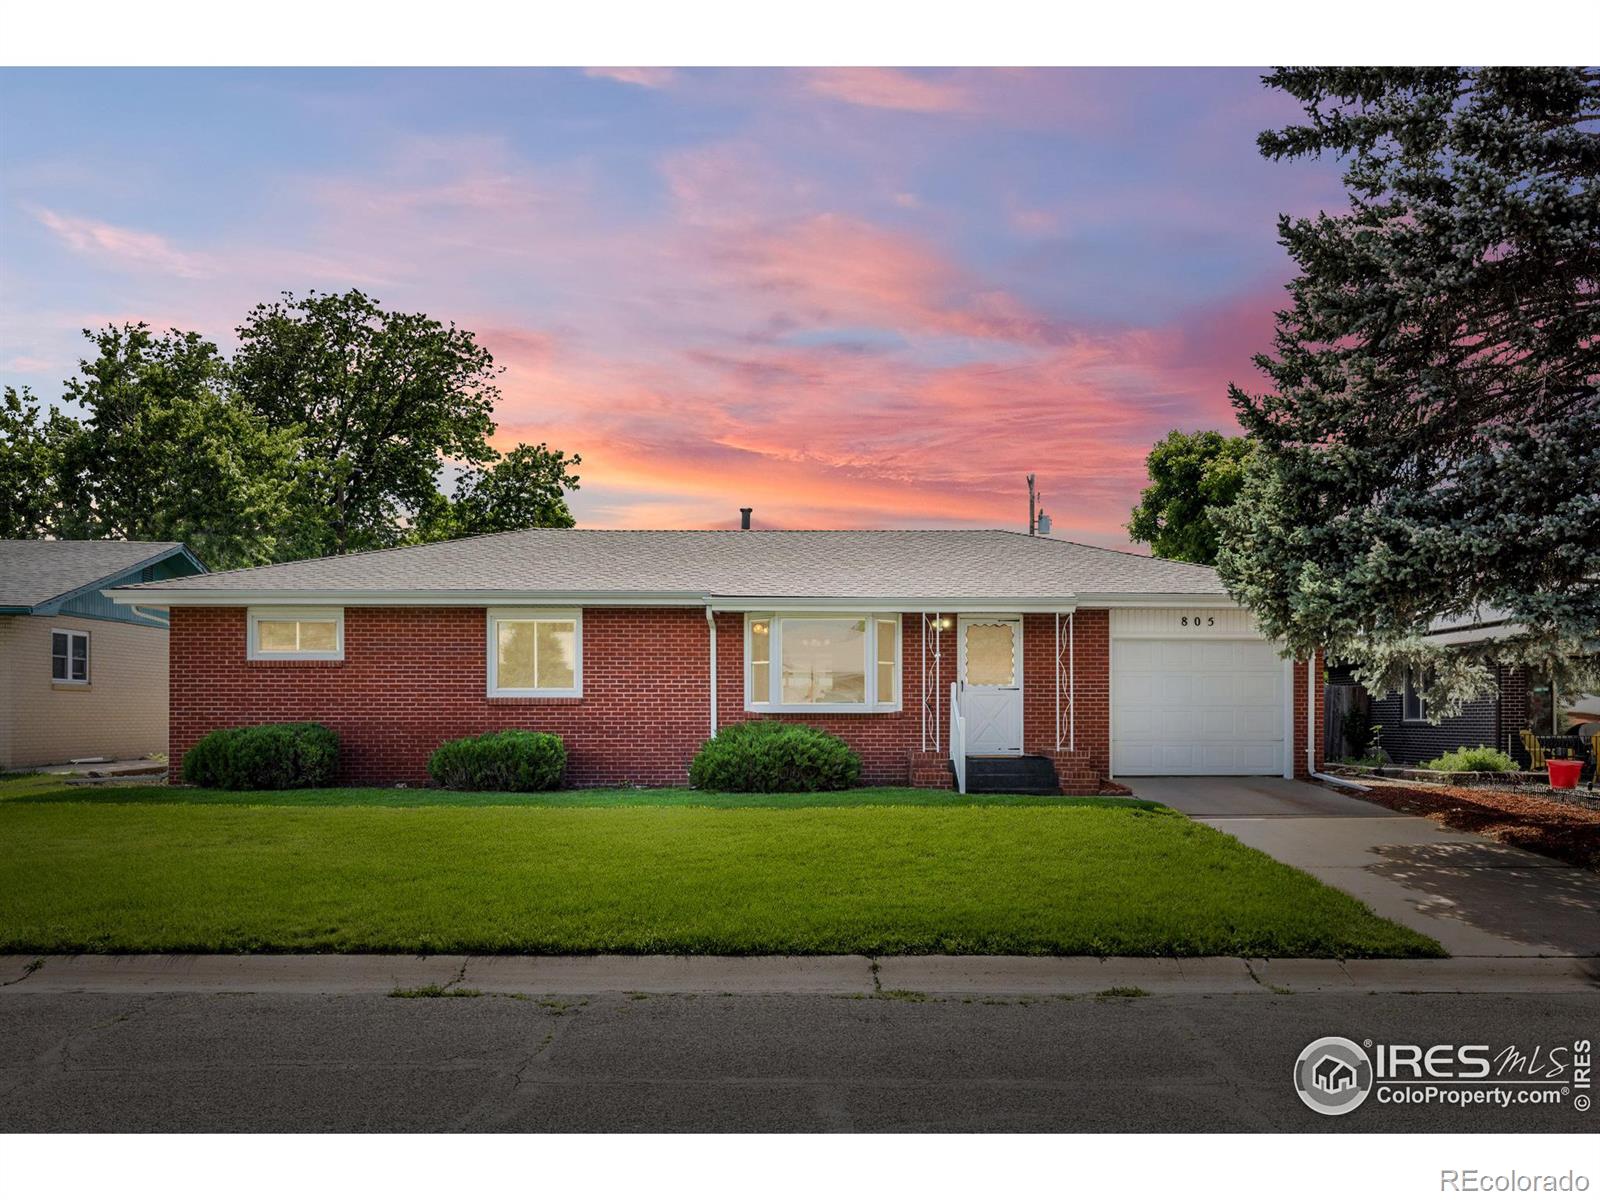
2, 954, 1596, 996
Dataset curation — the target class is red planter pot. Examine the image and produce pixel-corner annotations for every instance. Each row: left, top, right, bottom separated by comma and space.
1546, 759, 1583, 789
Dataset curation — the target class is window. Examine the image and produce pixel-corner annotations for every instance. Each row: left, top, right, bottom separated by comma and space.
745, 614, 900, 712
51, 630, 89, 683
1402, 667, 1428, 723
1523, 672, 1561, 739
487, 609, 582, 697
247, 608, 344, 661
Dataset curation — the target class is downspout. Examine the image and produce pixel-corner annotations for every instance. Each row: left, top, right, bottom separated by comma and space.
1307, 656, 1316, 777
705, 606, 718, 738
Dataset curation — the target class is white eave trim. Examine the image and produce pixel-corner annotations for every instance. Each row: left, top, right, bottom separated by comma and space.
709, 596, 1079, 612
106, 588, 707, 608
1073, 592, 1241, 608
107, 588, 1234, 611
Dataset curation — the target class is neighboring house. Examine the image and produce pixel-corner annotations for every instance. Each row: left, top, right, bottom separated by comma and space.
110, 527, 1325, 791
1328, 607, 1572, 765
0, 540, 206, 770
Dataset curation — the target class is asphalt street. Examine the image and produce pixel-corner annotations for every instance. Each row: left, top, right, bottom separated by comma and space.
2, 990, 1594, 1133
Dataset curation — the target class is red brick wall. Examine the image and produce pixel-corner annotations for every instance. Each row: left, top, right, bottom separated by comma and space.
167, 603, 1318, 788
712, 611, 959, 785
170, 606, 715, 787
1290, 649, 1326, 778
1020, 610, 1110, 777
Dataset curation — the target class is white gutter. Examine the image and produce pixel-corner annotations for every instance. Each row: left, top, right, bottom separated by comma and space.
105, 588, 706, 608
710, 597, 1082, 612
705, 605, 718, 738
1314, 770, 1371, 791
109, 587, 1235, 612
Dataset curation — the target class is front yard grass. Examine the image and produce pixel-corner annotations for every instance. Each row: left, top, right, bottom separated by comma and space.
0, 773, 1156, 810
0, 784, 1443, 958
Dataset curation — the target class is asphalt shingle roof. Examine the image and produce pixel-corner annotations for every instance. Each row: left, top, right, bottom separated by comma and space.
117, 529, 1227, 601
0, 539, 188, 609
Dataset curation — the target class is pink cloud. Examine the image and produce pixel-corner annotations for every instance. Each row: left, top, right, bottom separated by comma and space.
34, 208, 213, 279
584, 67, 677, 89
10, 109, 1271, 549
803, 68, 972, 114
686, 212, 1065, 345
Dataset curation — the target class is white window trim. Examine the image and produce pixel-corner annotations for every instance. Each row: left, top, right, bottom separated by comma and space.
486, 608, 584, 698
744, 612, 902, 714
1402, 666, 1429, 724
247, 607, 345, 661
51, 627, 90, 684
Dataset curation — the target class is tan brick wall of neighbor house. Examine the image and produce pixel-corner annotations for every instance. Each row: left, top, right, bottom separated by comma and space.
0, 614, 170, 769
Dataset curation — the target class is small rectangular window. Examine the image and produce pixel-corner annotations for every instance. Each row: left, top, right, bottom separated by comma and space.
248, 609, 344, 660
1402, 667, 1429, 723
749, 619, 771, 704
51, 630, 89, 683
488, 610, 582, 697
876, 618, 898, 705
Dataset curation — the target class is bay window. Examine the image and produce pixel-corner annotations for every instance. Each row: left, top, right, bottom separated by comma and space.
746, 614, 899, 712
488, 609, 582, 697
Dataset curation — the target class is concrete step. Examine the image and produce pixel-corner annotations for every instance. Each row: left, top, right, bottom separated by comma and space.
964, 755, 1060, 795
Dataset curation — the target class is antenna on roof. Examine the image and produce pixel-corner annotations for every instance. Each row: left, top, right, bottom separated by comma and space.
1027, 475, 1051, 537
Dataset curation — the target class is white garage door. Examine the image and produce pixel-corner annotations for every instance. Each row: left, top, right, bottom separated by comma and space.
1112, 638, 1285, 776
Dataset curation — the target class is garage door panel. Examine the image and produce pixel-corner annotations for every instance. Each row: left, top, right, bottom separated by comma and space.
1112, 637, 1286, 777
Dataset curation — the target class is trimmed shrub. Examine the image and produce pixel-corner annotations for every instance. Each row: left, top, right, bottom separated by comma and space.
1422, 745, 1517, 773
689, 721, 862, 793
182, 722, 339, 790
428, 731, 566, 792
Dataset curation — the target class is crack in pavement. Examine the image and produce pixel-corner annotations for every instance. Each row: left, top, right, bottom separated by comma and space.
0, 958, 45, 988
445, 1000, 578, 1131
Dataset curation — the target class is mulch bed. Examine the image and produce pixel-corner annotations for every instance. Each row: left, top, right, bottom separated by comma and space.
1354, 779, 1600, 871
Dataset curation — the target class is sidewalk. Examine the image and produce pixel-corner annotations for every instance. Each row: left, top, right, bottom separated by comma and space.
4, 954, 1596, 996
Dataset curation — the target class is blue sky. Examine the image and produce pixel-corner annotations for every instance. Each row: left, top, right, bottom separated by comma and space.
0, 67, 1345, 539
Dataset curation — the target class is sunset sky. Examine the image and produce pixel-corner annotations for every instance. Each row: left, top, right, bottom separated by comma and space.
0, 68, 1345, 545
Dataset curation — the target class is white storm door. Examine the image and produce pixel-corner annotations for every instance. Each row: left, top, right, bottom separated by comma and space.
958, 616, 1023, 755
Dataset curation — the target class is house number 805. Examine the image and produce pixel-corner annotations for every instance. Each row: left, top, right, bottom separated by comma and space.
1180, 615, 1216, 627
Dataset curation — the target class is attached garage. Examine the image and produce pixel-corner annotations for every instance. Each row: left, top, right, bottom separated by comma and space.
1110, 608, 1289, 777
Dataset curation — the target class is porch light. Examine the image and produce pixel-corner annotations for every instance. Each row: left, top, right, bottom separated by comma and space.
751, 621, 768, 635
928, 616, 953, 631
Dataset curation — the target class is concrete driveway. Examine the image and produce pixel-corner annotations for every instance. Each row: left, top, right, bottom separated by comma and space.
1131, 776, 1600, 958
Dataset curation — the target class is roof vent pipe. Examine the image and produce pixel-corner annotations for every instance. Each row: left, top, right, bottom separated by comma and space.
739, 507, 752, 530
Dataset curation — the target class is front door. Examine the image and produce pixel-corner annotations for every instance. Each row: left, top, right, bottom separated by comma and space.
958, 616, 1023, 754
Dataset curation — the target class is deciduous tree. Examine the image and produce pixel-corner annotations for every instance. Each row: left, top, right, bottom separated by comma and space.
1127, 429, 1254, 565
232, 289, 505, 558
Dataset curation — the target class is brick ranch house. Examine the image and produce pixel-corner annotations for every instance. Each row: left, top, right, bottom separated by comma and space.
109, 528, 1325, 791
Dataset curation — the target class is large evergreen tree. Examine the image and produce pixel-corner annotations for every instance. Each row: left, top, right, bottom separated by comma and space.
1216, 68, 1600, 713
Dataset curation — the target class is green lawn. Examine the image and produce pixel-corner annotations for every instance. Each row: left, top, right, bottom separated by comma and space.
0, 773, 1155, 810
0, 778, 1442, 958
